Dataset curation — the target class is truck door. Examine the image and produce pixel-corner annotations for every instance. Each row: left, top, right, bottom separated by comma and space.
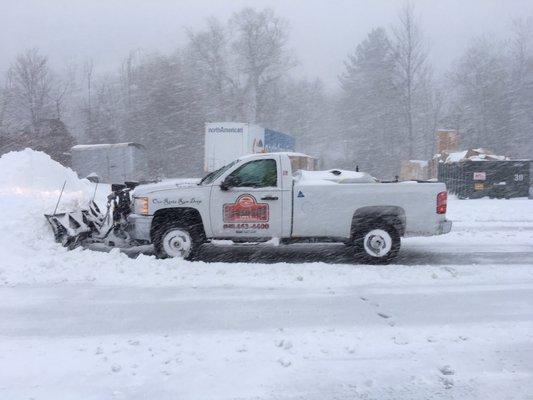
210, 157, 283, 239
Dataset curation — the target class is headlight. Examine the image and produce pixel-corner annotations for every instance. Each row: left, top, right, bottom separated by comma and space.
134, 197, 149, 215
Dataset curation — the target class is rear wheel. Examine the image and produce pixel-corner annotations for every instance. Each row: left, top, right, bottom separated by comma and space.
153, 221, 202, 260
353, 222, 400, 264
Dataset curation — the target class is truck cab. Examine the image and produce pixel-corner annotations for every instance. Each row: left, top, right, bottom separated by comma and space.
129, 152, 451, 263
206, 153, 292, 239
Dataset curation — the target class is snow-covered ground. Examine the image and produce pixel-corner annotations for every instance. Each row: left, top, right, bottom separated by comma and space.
1, 149, 532, 399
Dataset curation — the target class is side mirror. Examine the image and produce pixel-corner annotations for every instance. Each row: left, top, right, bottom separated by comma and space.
220, 175, 238, 191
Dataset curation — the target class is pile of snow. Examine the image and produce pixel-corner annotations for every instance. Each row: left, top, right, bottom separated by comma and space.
0, 148, 91, 194
0, 149, 103, 282
294, 169, 376, 184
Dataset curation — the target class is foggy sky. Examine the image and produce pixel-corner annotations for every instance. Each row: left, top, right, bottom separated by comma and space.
1, 0, 532, 90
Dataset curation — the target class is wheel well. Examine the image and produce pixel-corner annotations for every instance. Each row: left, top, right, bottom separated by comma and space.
150, 208, 206, 242
351, 206, 406, 237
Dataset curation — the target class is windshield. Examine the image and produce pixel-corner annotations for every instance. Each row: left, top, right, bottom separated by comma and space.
199, 160, 239, 185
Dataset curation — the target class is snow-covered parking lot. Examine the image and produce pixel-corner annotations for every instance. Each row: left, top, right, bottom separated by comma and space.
1, 150, 533, 400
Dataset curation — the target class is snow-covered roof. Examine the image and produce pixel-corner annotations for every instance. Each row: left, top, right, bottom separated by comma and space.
133, 178, 200, 196
239, 152, 314, 160
71, 143, 145, 151
445, 148, 510, 163
436, 128, 458, 132
469, 154, 507, 161
285, 152, 315, 158
446, 150, 468, 162
471, 148, 493, 154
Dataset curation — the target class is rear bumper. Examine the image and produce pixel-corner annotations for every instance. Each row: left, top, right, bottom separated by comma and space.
127, 214, 153, 242
437, 220, 452, 235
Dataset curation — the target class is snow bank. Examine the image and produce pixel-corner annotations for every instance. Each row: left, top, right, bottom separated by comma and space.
0, 149, 101, 283
0, 149, 99, 237
0, 148, 91, 194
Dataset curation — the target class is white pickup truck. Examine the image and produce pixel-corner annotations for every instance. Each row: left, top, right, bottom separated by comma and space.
128, 152, 451, 263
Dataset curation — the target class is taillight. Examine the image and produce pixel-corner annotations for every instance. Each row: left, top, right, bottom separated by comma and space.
436, 191, 447, 214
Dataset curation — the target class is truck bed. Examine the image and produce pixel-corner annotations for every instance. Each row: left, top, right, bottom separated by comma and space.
291, 180, 447, 238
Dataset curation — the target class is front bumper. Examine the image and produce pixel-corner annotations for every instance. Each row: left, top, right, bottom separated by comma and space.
127, 214, 153, 242
437, 220, 452, 235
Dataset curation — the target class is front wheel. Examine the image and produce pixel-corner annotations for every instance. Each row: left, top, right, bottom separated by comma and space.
153, 222, 202, 260
353, 222, 400, 264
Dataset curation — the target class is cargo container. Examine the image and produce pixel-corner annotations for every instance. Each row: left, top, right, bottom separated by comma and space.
204, 122, 295, 172
438, 160, 531, 199
71, 142, 148, 183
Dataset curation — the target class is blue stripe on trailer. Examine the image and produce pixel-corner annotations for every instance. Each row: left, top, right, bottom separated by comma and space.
264, 129, 295, 152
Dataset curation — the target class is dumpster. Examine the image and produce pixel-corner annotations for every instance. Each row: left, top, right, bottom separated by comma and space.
438, 160, 531, 199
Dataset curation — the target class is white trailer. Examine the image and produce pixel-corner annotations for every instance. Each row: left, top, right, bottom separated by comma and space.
204, 122, 296, 172
71, 142, 148, 183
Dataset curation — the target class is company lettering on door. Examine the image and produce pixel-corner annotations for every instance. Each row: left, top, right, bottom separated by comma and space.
223, 194, 269, 230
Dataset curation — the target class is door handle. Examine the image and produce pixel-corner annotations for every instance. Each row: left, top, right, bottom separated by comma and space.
261, 196, 279, 201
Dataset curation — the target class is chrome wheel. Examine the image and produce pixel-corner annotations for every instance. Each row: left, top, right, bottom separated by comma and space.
363, 229, 392, 258
162, 228, 192, 259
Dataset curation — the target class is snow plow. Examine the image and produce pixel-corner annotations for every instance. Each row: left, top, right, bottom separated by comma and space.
45, 180, 141, 250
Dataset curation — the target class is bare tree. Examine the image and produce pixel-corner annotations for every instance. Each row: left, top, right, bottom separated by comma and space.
230, 8, 296, 123
82, 59, 94, 139
448, 37, 510, 151
50, 63, 76, 120
186, 18, 240, 120
338, 28, 404, 177
186, 9, 296, 124
120, 49, 141, 109
8, 49, 54, 133
392, 3, 431, 159
0, 70, 15, 133
510, 18, 532, 84
508, 18, 533, 158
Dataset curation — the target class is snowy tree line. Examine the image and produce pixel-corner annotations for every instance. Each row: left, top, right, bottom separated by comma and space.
0, 5, 532, 179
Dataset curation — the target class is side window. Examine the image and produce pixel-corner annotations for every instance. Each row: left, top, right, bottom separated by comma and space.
228, 159, 278, 188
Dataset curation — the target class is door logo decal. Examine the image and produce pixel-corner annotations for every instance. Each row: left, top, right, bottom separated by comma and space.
223, 194, 269, 223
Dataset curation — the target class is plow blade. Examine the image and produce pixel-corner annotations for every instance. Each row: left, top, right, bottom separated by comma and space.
45, 179, 144, 251
45, 201, 108, 249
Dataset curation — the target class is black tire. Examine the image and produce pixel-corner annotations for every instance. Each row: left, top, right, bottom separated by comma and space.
352, 221, 401, 264
153, 219, 203, 261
